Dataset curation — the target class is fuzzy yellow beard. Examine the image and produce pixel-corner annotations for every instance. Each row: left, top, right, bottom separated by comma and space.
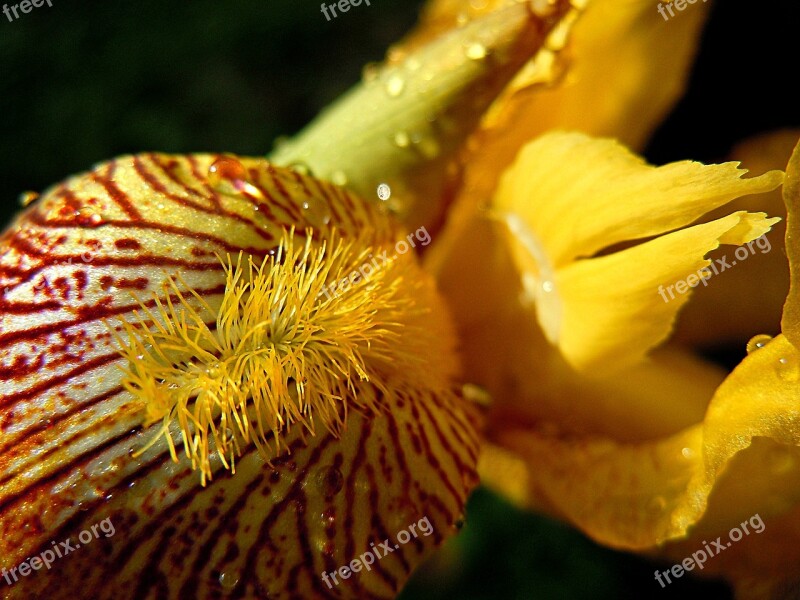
116, 227, 459, 484
0, 153, 480, 599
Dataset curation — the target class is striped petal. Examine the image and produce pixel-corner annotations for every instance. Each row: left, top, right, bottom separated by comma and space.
0, 155, 480, 598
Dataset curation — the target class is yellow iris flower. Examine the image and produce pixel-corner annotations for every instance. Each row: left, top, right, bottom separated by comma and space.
0, 0, 797, 598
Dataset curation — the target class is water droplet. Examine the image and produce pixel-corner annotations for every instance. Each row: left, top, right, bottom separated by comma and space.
208, 156, 263, 199
416, 136, 440, 159
462, 383, 491, 406
394, 131, 411, 148
681, 447, 694, 459
316, 466, 344, 498
771, 451, 795, 475
746, 334, 773, 354
321, 506, 336, 525
288, 162, 313, 177
541, 280, 554, 293
208, 156, 247, 188
19, 191, 39, 207
386, 75, 405, 97
362, 62, 380, 83
218, 570, 240, 591
648, 495, 667, 511
207, 361, 222, 379
776, 355, 800, 382
376, 183, 391, 201
331, 170, 348, 186
301, 197, 331, 227
465, 43, 487, 60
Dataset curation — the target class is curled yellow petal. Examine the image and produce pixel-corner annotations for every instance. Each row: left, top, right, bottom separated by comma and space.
493, 131, 783, 370
674, 130, 799, 349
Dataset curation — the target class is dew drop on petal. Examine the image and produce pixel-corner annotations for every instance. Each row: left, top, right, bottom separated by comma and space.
776, 355, 800, 382
465, 43, 487, 60
386, 75, 405, 97
208, 156, 247, 189
288, 162, 313, 177
771, 451, 795, 475
394, 131, 411, 148
301, 197, 331, 227
681, 447, 694, 459
376, 183, 391, 201
362, 62, 380, 83
316, 466, 344, 498
19, 191, 39, 207
218, 570, 240, 591
209, 156, 263, 198
746, 334, 773, 354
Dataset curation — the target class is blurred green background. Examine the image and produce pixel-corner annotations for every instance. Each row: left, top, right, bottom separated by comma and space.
0, 0, 797, 598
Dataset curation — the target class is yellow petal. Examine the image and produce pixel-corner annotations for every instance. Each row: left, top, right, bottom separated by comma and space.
552, 211, 778, 371
484, 334, 800, 585
673, 130, 799, 349
425, 0, 710, 275
430, 214, 726, 443
492, 131, 782, 371
781, 137, 800, 344
0, 155, 480, 598
494, 132, 783, 266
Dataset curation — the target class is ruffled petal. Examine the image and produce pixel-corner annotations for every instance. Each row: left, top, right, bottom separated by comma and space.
0, 155, 480, 599
430, 214, 726, 443
552, 212, 778, 370
673, 130, 799, 349
492, 131, 782, 371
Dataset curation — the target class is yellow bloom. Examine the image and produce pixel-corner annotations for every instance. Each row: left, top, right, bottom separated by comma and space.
1, 0, 796, 597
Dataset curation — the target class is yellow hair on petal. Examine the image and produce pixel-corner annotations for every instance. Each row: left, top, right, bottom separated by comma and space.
115, 228, 450, 484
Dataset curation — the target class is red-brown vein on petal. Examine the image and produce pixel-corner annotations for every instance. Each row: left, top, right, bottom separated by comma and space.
136, 154, 276, 244
285, 489, 344, 600
133, 155, 210, 212
416, 395, 478, 484
0, 385, 124, 456
0, 394, 137, 488
0, 297, 63, 314
0, 420, 141, 538
340, 418, 385, 598
234, 435, 337, 600
0, 283, 224, 349
366, 462, 409, 580
91, 160, 142, 220
264, 163, 304, 222
160, 156, 206, 199
186, 154, 224, 210
177, 452, 283, 598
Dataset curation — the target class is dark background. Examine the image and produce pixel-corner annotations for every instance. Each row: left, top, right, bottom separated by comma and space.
1, 0, 796, 597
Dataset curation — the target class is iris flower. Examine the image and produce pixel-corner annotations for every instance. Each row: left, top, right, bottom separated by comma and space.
0, 0, 797, 599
